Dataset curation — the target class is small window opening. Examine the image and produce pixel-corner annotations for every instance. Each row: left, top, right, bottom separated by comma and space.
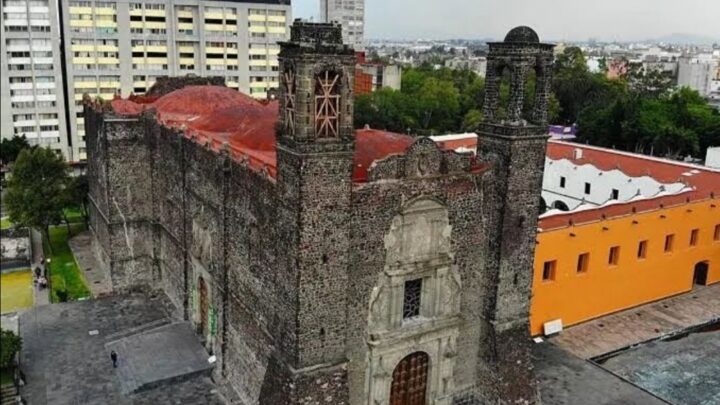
608, 246, 620, 266
402, 279, 422, 319
576, 253, 589, 273
542, 260, 556, 281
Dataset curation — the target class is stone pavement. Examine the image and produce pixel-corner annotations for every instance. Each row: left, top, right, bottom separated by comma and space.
549, 283, 720, 359
533, 343, 667, 405
18, 293, 224, 404
68, 231, 112, 297
599, 325, 720, 405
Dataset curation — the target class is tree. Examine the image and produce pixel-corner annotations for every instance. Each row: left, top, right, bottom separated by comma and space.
62, 174, 90, 233
0, 329, 22, 369
5, 147, 70, 252
0, 135, 32, 165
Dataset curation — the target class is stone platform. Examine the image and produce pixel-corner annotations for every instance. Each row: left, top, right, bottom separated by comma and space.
18, 293, 224, 404
105, 322, 213, 395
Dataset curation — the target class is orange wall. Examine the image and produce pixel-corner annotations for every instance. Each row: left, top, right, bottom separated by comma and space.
530, 199, 720, 336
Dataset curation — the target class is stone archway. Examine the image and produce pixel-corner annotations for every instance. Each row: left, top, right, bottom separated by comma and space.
198, 276, 209, 337
390, 352, 430, 405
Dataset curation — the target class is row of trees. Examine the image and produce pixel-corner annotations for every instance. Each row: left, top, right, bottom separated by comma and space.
4, 142, 88, 252
355, 49, 720, 159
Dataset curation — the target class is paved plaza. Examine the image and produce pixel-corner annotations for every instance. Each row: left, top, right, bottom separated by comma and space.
18, 293, 224, 404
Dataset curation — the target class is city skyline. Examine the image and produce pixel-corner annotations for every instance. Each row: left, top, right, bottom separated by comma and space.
294, 0, 720, 42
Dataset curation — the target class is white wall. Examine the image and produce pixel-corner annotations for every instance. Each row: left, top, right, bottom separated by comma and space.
541, 157, 688, 212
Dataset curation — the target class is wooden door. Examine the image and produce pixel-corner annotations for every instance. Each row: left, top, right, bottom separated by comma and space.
390, 352, 429, 405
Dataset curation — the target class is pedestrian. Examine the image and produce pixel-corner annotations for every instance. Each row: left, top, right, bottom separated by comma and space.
110, 351, 118, 368
34, 267, 41, 278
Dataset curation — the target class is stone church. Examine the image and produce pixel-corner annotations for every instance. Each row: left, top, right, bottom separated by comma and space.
85, 22, 554, 405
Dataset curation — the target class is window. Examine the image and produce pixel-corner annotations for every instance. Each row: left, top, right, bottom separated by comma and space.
542, 260, 556, 281
576, 253, 589, 273
608, 246, 620, 266
314, 70, 341, 138
637, 240, 648, 259
715, 224, 720, 241
611, 189, 619, 200
584, 182, 591, 195
402, 279, 422, 319
664, 234, 674, 253
689, 229, 699, 247
559, 176, 566, 188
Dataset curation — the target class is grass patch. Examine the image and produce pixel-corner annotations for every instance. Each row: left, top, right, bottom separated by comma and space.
0, 368, 13, 385
45, 223, 91, 303
0, 217, 12, 230
63, 208, 85, 224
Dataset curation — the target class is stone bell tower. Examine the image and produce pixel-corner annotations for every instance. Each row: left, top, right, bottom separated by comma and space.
477, 26, 554, 403
273, 21, 357, 403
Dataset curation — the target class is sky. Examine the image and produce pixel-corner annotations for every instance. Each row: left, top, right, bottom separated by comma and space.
293, 0, 720, 42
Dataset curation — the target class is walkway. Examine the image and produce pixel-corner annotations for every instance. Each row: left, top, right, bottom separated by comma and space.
550, 283, 720, 359
68, 231, 112, 297
30, 229, 50, 306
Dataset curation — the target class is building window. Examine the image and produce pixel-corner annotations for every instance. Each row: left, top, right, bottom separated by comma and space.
576, 253, 589, 273
689, 229, 699, 247
402, 279, 422, 319
608, 246, 620, 266
637, 240, 648, 259
542, 260, 556, 281
664, 234, 674, 253
714, 224, 720, 241
611, 189, 619, 200
559, 176, 566, 188
314, 70, 341, 138
584, 182, 591, 195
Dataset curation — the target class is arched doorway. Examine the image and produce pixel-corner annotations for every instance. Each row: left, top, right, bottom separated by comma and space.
390, 352, 429, 405
197, 276, 209, 337
552, 200, 569, 211
693, 261, 709, 287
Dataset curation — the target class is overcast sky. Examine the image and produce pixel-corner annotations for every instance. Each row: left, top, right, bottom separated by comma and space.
293, 0, 720, 42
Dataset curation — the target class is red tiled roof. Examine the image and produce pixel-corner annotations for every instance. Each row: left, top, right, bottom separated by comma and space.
108, 85, 475, 182
539, 141, 720, 230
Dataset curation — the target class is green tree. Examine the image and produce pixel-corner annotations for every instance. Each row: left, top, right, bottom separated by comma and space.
0, 329, 22, 369
0, 135, 32, 165
5, 147, 70, 252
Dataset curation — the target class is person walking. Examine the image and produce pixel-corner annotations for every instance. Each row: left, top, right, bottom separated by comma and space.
110, 351, 118, 368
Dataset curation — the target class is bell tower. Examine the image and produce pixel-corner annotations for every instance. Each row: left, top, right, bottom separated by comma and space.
273, 21, 357, 404
477, 26, 554, 403
277, 20, 356, 153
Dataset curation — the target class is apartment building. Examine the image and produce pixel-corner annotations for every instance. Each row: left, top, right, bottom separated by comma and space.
56, 0, 291, 161
1, 0, 70, 159
320, 0, 364, 50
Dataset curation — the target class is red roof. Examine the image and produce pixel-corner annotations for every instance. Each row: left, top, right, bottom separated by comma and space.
108, 85, 474, 182
539, 141, 720, 230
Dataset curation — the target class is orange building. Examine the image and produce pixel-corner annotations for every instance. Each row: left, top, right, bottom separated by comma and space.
530, 141, 720, 336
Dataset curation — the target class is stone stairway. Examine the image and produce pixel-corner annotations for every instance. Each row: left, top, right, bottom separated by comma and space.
0, 384, 17, 405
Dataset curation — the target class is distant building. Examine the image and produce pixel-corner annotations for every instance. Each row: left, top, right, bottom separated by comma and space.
678, 56, 718, 96
354, 51, 401, 95
706, 147, 720, 169
0, 0, 71, 159
444, 56, 487, 78
320, 0, 364, 50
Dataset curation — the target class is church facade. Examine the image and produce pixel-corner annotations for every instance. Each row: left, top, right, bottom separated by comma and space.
85, 22, 553, 405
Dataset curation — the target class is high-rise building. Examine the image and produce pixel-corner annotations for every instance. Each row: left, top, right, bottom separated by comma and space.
59, 0, 291, 161
320, 0, 364, 49
1, 0, 70, 159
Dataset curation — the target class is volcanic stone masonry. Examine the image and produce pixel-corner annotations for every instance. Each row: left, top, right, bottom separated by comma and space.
84, 21, 553, 405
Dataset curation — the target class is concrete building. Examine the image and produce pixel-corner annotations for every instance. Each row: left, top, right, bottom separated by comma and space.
320, 0, 364, 49
59, 0, 291, 161
84, 23, 554, 404
678, 55, 718, 97
1, 0, 70, 159
354, 51, 401, 94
